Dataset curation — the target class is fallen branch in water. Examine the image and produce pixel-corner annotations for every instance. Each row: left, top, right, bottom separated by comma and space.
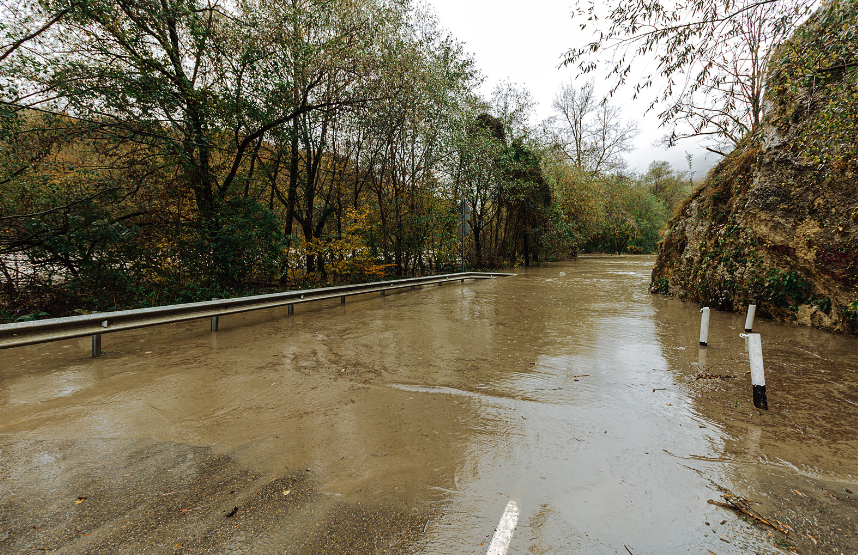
696, 372, 735, 380
707, 495, 790, 535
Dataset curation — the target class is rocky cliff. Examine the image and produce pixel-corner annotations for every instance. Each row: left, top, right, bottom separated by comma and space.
650, 0, 858, 333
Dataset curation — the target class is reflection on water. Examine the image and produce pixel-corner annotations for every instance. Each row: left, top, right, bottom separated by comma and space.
6, 366, 96, 404
1, 255, 856, 554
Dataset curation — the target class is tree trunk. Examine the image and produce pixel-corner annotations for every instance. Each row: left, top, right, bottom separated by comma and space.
284, 123, 299, 241
523, 231, 530, 267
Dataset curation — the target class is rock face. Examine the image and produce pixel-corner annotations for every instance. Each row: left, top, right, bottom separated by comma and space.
650, 1, 858, 334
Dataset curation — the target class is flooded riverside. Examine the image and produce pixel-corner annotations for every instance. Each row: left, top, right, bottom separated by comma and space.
1, 255, 856, 554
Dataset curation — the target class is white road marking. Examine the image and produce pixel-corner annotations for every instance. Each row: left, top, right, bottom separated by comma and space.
486, 500, 520, 555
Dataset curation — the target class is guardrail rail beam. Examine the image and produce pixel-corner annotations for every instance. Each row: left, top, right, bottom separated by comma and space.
0, 272, 515, 357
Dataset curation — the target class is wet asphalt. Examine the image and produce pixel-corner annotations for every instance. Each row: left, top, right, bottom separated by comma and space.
1, 256, 856, 554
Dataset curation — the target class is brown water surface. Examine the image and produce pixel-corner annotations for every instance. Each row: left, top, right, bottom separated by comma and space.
1, 255, 856, 554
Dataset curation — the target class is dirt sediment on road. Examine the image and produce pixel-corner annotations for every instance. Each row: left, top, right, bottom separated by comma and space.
1, 438, 433, 554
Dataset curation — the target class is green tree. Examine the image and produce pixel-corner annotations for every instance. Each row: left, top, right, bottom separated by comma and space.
3, 0, 404, 289
542, 150, 604, 251
642, 160, 690, 214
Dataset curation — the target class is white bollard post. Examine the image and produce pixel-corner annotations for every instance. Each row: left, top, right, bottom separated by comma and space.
699, 307, 710, 346
742, 333, 768, 410
744, 304, 757, 332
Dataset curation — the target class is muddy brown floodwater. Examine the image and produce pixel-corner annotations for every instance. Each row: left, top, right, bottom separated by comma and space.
1, 255, 856, 554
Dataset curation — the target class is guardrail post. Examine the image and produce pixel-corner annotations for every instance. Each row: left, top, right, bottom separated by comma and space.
411, 285, 415, 290
380, 290, 385, 297
699, 307, 710, 346
211, 298, 220, 331
92, 334, 102, 357
744, 304, 757, 332
341, 296, 345, 304
288, 304, 294, 315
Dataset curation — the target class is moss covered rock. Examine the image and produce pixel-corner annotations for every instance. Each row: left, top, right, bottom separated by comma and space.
651, 0, 858, 333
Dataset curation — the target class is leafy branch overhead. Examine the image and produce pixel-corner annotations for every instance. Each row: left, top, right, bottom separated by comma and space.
563, 0, 819, 150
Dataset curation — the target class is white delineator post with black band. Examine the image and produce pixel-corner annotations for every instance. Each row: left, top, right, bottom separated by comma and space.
742, 333, 768, 410
744, 304, 757, 332
699, 307, 710, 346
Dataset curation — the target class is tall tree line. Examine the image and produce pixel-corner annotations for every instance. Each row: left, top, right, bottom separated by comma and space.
0, 0, 566, 319
540, 79, 692, 255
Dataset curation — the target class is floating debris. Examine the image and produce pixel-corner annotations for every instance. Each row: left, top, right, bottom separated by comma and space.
696, 372, 735, 380
707, 495, 790, 535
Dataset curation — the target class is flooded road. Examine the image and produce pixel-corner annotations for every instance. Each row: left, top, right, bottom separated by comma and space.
1, 255, 857, 554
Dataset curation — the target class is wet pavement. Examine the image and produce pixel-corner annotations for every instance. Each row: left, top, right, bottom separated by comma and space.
1, 255, 856, 554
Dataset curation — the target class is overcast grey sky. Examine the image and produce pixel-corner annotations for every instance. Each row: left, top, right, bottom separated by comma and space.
425, 0, 720, 178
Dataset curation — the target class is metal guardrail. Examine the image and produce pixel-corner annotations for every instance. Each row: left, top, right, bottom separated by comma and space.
0, 272, 514, 356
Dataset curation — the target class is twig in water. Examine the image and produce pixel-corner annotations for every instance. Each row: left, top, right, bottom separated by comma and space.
708, 495, 790, 535
624, 544, 634, 555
